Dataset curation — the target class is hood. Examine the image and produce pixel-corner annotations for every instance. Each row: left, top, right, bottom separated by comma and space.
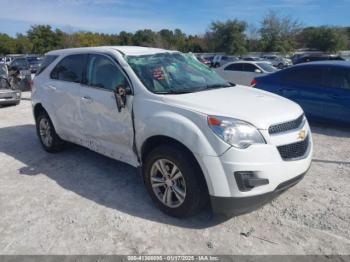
161, 85, 303, 130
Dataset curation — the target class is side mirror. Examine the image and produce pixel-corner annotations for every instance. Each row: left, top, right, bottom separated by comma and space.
114, 85, 132, 112
254, 69, 262, 74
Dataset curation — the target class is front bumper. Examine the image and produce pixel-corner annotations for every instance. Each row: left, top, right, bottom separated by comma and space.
210, 171, 307, 216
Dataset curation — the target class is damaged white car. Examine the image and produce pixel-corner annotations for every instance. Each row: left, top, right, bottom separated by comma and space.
32, 47, 312, 217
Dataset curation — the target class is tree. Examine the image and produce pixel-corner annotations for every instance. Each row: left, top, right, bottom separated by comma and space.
260, 10, 302, 53
14, 34, 33, 54
302, 26, 347, 52
206, 19, 247, 55
0, 33, 15, 55
118, 31, 133, 45
27, 25, 64, 54
132, 29, 157, 47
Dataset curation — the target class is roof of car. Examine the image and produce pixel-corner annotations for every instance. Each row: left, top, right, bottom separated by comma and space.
226, 60, 270, 65
294, 61, 350, 67
47, 46, 177, 56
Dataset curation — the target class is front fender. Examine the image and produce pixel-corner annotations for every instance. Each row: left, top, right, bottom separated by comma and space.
134, 105, 232, 196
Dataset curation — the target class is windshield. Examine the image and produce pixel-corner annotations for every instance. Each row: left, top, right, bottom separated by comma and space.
126, 52, 230, 94
257, 62, 278, 73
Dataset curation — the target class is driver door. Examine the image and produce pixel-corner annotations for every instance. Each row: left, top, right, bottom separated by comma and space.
79, 53, 138, 166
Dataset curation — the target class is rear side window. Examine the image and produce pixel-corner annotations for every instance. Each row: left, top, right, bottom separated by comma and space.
324, 67, 350, 90
225, 63, 243, 71
282, 66, 324, 87
36, 55, 58, 75
51, 54, 85, 83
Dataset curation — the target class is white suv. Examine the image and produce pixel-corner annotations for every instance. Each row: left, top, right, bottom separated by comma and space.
32, 46, 313, 217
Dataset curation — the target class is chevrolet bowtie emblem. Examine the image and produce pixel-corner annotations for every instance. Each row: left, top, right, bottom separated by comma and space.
298, 130, 306, 140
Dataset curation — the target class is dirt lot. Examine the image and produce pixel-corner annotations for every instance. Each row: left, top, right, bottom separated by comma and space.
0, 92, 350, 255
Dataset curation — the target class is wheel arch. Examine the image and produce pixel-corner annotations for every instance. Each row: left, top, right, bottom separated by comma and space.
33, 103, 46, 120
140, 135, 210, 195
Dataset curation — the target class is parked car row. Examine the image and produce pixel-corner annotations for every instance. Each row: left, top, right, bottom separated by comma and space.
0, 55, 42, 92
0, 62, 21, 107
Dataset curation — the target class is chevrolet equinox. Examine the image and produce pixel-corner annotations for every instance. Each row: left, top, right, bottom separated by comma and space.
32, 46, 313, 217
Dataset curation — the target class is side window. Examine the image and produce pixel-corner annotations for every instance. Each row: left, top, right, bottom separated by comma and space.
324, 68, 350, 90
51, 54, 85, 83
86, 54, 128, 91
224, 63, 243, 71
243, 63, 258, 72
282, 67, 323, 87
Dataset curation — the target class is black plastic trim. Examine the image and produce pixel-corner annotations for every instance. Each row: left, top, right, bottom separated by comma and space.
211, 171, 308, 216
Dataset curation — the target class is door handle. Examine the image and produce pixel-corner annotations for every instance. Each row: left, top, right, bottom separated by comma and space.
82, 96, 93, 103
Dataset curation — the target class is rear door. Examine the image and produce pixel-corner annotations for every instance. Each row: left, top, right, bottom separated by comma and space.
280, 66, 326, 120
47, 54, 86, 140
322, 66, 350, 124
79, 53, 138, 166
241, 63, 260, 86
218, 63, 244, 84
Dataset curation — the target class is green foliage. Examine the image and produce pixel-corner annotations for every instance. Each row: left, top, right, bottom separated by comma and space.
208, 20, 247, 55
260, 10, 302, 54
0, 33, 15, 54
301, 26, 347, 52
0, 17, 349, 56
27, 25, 63, 53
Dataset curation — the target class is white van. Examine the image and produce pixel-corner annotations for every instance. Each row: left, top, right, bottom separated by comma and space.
32, 46, 312, 217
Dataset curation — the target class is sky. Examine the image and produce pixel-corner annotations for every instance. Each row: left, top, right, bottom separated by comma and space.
0, 0, 349, 36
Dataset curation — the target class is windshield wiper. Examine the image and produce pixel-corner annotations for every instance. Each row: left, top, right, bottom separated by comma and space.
196, 83, 234, 92
155, 89, 195, 94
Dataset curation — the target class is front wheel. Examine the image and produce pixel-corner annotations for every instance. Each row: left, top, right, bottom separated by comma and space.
143, 144, 208, 217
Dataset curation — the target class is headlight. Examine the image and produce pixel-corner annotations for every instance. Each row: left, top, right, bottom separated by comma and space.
16, 92, 21, 97
208, 116, 265, 149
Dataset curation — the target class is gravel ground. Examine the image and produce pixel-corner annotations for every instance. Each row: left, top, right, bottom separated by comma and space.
0, 92, 349, 255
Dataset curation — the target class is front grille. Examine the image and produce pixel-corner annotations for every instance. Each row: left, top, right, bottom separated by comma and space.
277, 136, 309, 160
269, 114, 304, 135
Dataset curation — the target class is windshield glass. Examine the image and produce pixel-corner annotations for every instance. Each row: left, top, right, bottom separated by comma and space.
126, 52, 230, 94
257, 62, 278, 73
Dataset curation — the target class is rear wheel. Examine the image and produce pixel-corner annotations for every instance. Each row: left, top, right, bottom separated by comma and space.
35, 111, 65, 153
143, 144, 208, 217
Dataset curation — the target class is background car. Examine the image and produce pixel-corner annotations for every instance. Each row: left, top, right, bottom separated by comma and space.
212, 55, 239, 67
0, 75, 21, 107
26, 56, 43, 73
261, 55, 292, 69
252, 61, 350, 125
216, 61, 277, 86
293, 54, 344, 64
7, 57, 32, 91
196, 55, 211, 66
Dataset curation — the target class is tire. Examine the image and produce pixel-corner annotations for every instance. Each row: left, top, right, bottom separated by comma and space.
35, 111, 65, 153
143, 144, 208, 217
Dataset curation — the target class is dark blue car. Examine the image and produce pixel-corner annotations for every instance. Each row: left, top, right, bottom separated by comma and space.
252, 61, 350, 125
